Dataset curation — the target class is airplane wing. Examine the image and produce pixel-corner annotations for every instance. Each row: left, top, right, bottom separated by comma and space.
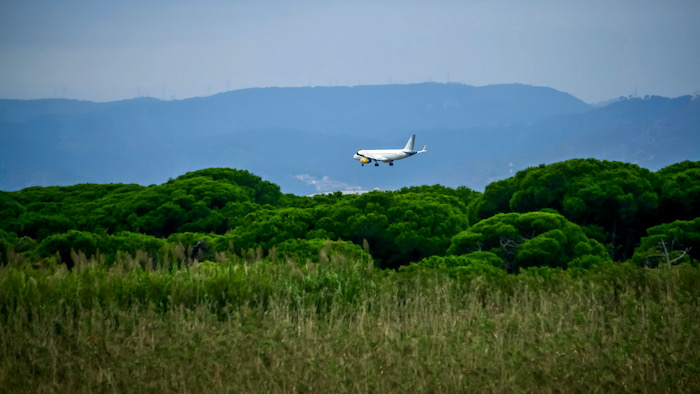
358, 151, 389, 161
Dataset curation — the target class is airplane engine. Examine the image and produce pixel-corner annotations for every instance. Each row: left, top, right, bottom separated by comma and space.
360, 158, 370, 164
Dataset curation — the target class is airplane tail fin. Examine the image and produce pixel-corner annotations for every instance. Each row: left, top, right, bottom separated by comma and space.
403, 134, 416, 151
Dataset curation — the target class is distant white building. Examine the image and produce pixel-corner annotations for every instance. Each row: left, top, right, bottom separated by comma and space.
308, 188, 382, 197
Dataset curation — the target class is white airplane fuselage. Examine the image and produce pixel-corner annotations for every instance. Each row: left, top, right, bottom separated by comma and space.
353, 135, 426, 166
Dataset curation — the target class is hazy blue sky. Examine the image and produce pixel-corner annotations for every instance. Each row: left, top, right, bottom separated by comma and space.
1, 0, 699, 103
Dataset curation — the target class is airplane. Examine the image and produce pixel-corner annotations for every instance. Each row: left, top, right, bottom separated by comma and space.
353, 134, 427, 166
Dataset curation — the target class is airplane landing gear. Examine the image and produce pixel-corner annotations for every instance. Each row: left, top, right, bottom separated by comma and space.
374, 162, 379, 167
389, 162, 394, 166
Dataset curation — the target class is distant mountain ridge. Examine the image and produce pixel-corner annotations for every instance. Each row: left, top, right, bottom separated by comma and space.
1, 83, 698, 194
0, 83, 589, 133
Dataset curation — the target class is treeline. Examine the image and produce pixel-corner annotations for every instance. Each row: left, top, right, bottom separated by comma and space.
1, 159, 699, 271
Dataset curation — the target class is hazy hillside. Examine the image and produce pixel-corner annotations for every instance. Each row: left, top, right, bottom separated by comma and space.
1, 83, 698, 194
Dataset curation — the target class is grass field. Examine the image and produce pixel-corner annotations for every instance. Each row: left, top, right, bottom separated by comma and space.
1, 250, 699, 392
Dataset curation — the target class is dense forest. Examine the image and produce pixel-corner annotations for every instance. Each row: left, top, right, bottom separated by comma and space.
1, 158, 699, 271
1, 158, 699, 391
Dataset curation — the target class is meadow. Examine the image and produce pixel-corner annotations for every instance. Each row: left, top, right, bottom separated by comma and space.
1, 248, 698, 392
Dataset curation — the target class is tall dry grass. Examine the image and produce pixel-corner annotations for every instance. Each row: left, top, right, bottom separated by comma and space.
1, 250, 699, 392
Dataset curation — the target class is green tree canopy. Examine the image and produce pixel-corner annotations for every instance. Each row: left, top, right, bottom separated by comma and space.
3, 162, 698, 272
631, 218, 700, 267
2, 168, 275, 240
469, 159, 659, 260
657, 161, 700, 222
37, 230, 166, 268
448, 211, 610, 272
405, 251, 505, 278
173, 168, 282, 206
